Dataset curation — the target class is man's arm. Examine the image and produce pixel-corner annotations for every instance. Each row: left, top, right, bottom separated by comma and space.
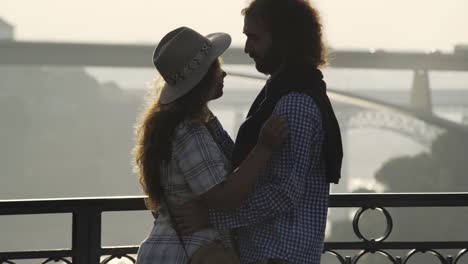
209, 93, 324, 229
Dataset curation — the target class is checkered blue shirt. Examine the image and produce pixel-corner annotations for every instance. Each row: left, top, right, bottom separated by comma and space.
209, 93, 330, 264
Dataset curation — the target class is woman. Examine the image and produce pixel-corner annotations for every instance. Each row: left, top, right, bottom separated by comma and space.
133, 27, 287, 263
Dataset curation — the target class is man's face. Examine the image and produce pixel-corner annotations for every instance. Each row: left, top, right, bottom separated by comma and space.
243, 16, 280, 74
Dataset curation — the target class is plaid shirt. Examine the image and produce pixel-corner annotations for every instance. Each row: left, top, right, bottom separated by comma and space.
209, 93, 330, 264
136, 118, 234, 264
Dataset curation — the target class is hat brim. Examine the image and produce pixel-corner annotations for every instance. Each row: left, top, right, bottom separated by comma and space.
159, 33, 231, 104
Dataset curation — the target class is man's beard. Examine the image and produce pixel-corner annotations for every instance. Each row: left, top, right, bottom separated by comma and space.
255, 45, 282, 75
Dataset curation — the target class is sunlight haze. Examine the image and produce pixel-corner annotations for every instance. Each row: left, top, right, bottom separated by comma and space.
1, 0, 467, 51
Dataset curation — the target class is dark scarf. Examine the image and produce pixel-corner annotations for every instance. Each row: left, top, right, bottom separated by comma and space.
231, 64, 343, 184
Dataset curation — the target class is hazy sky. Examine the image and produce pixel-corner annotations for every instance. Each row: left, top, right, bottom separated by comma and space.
1, 0, 467, 51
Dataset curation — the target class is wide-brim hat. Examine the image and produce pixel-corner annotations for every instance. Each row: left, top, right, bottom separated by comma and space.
153, 27, 231, 104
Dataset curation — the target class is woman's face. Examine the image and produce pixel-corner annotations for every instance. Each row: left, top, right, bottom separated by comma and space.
209, 63, 227, 101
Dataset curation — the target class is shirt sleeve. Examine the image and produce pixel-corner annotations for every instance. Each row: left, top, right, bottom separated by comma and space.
209, 93, 323, 228
174, 122, 230, 196
205, 116, 235, 160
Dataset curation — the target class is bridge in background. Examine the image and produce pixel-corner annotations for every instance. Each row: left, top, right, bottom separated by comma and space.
2, 40, 468, 130
1, 194, 468, 264
2, 41, 468, 264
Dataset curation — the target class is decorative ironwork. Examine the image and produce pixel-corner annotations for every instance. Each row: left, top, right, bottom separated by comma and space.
101, 254, 136, 264
1, 194, 468, 264
352, 249, 398, 264
323, 249, 348, 264
322, 248, 467, 264
0, 258, 72, 264
454, 249, 467, 264
42, 257, 73, 264
323, 199, 468, 263
322, 249, 468, 264
402, 249, 446, 264
352, 206, 393, 242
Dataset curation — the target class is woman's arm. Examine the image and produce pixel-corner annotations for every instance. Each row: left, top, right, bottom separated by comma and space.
201, 115, 287, 209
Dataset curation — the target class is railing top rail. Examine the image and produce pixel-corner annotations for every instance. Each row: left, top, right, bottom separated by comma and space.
1, 193, 468, 215
0, 196, 147, 215
330, 192, 468, 207
1, 41, 468, 71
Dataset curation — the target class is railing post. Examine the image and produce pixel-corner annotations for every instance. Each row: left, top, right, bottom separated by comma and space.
446, 255, 453, 264
72, 209, 102, 264
462, 109, 468, 125
345, 256, 352, 264
396, 256, 402, 264
410, 69, 432, 113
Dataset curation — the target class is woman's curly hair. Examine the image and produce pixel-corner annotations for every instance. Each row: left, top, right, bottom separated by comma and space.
133, 60, 220, 211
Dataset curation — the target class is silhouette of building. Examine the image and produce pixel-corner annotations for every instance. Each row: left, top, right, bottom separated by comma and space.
0, 17, 14, 40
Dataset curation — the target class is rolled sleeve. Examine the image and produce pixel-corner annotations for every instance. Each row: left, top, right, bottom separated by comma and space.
174, 122, 229, 195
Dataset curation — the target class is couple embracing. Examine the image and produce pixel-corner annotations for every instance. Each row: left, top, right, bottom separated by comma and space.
133, 1, 342, 263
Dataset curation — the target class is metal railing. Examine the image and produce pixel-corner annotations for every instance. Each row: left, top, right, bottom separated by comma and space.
1, 193, 468, 264
1, 41, 468, 264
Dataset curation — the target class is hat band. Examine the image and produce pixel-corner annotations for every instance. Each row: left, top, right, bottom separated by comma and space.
166, 41, 213, 85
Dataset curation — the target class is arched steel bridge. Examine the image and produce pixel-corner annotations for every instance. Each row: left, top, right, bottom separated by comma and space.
218, 71, 466, 147
1, 41, 467, 142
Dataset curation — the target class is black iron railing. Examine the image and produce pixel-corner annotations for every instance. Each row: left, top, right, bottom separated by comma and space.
1, 193, 468, 264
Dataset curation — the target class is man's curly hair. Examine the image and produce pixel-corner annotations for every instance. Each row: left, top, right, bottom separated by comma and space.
242, 0, 328, 67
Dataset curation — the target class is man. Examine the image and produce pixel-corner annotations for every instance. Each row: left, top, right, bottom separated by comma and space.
176, 0, 343, 263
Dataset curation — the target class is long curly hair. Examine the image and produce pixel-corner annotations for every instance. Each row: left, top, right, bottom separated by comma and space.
242, 0, 328, 67
133, 59, 220, 211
